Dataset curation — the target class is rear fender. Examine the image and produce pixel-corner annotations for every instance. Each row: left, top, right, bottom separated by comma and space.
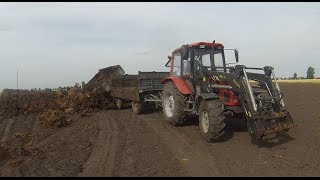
161, 77, 192, 95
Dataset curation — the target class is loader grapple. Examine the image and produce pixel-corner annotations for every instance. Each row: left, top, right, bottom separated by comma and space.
248, 111, 296, 139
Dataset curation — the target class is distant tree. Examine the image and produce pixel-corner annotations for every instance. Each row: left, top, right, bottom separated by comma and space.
307, 67, 315, 79
75, 82, 80, 87
81, 81, 86, 89
293, 72, 297, 79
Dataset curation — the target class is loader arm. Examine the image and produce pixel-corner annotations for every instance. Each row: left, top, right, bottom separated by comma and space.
207, 65, 295, 139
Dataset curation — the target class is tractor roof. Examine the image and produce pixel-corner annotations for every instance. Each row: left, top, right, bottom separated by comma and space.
173, 41, 224, 53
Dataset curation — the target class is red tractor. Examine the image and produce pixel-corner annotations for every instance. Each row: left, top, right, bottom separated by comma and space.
160, 41, 295, 142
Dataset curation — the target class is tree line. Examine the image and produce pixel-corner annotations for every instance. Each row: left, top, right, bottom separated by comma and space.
290, 66, 317, 80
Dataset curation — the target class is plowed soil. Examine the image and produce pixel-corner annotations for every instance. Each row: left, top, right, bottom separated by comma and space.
0, 83, 319, 176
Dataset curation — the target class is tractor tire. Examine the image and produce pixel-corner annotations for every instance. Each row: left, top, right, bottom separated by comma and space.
162, 81, 186, 126
132, 101, 143, 115
199, 99, 226, 142
116, 99, 123, 110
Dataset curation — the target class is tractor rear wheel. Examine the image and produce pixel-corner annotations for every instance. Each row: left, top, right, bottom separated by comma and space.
162, 81, 186, 126
199, 99, 226, 142
132, 101, 143, 115
116, 99, 123, 110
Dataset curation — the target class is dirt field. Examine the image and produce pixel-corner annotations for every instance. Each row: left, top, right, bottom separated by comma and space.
0, 83, 319, 176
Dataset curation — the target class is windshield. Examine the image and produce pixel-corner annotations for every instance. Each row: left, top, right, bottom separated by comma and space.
193, 48, 225, 70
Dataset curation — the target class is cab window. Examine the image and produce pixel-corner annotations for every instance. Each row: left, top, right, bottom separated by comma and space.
172, 53, 181, 76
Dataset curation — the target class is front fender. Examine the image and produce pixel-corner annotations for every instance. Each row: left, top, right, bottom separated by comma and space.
197, 93, 220, 100
161, 77, 192, 95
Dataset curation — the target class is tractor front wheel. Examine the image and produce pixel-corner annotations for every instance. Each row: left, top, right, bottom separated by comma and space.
199, 99, 226, 142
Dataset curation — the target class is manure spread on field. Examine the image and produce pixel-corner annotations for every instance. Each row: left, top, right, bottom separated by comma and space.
0, 65, 125, 129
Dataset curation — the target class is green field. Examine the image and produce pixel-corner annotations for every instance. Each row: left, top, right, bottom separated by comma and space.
277, 79, 320, 84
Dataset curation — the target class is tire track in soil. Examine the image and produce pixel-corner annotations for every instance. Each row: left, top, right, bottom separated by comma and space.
137, 83, 320, 176
136, 110, 222, 176
78, 83, 320, 176
79, 109, 189, 177
1, 84, 319, 176
78, 112, 119, 176
109, 110, 188, 176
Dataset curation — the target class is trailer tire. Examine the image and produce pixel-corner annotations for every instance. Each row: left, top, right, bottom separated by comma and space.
132, 101, 143, 115
116, 99, 123, 110
199, 99, 226, 142
162, 81, 186, 126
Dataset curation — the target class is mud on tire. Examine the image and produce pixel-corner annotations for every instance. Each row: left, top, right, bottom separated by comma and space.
199, 99, 226, 142
116, 99, 123, 110
162, 81, 186, 126
132, 101, 143, 115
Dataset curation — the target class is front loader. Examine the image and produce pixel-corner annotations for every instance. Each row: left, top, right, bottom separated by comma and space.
160, 41, 295, 143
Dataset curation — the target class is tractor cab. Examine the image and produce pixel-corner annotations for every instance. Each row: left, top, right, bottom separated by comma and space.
165, 41, 239, 77
163, 41, 240, 106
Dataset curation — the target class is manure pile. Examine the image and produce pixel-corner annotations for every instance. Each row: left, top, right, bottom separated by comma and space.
0, 65, 125, 128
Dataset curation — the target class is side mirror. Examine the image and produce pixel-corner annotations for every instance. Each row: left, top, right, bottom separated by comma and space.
165, 56, 171, 67
234, 49, 239, 63
181, 45, 189, 60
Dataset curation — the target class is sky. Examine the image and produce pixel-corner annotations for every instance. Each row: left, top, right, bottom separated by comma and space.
1, 2, 320, 91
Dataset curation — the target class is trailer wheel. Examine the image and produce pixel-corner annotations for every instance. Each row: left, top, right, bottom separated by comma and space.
116, 99, 123, 110
162, 81, 186, 126
199, 99, 226, 142
132, 101, 143, 115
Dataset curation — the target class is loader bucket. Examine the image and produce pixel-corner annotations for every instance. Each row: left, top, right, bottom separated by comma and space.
248, 111, 296, 140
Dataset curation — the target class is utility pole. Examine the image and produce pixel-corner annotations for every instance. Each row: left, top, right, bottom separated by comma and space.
17, 69, 19, 90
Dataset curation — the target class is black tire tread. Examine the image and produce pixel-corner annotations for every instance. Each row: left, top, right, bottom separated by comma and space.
199, 99, 226, 142
162, 82, 186, 126
116, 99, 123, 110
132, 101, 143, 115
